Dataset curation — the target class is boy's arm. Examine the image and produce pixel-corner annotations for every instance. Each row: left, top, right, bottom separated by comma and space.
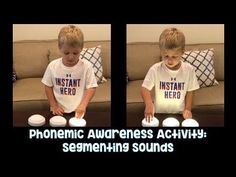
141, 87, 154, 121
45, 85, 64, 115
183, 91, 193, 119
75, 87, 96, 118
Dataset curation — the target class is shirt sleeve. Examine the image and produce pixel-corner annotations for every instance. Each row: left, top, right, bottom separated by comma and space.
187, 66, 200, 91
85, 65, 98, 89
142, 67, 155, 91
41, 63, 53, 87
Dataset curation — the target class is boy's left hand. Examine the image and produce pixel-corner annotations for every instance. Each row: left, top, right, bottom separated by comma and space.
183, 109, 192, 119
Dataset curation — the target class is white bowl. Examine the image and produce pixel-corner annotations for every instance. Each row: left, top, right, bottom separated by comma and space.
49, 116, 67, 127
142, 117, 159, 127
162, 117, 180, 127
181, 118, 199, 127
28, 114, 46, 127
69, 117, 86, 127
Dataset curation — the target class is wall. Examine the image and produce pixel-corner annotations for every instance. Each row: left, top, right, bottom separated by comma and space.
13, 24, 111, 42
13, 24, 224, 44
127, 24, 224, 44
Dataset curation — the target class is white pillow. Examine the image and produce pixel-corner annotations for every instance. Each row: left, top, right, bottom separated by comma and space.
182, 48, 219, 88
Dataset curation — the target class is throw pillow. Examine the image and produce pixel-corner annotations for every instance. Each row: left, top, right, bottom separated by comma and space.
13, 68, 17, 82
80, 45, 106, 84
182, 48, 219, 88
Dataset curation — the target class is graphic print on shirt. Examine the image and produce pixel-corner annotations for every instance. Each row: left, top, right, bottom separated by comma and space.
159, 78, 185, 99
55, 73, 81, 95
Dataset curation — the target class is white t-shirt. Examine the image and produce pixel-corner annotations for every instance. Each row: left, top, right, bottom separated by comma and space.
142, 61, 199, 114
42, 58, 98, 113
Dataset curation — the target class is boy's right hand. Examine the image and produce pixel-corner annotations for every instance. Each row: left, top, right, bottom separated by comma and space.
144, 103, 154, 123
51, 105, 64, 116
75, 105, 86, 119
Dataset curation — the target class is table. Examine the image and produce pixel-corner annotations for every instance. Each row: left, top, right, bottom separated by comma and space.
13, 111, 111, 127
127, 110, 224, 127
13, 109, 224, 127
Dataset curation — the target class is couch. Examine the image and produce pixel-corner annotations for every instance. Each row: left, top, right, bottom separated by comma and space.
13, 40, 111, 115
13, 40, 224, 126
126, 42, 224, 126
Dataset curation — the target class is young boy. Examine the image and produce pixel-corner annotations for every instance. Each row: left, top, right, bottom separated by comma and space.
141, 27, 199, 122
42, 25, 98, 118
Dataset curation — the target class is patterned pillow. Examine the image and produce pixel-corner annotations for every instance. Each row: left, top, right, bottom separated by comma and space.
13, 68, 17, 82
80, 45, 106, 84
182, 48, 219, 88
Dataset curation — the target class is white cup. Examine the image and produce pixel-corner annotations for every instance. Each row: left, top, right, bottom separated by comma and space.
49, 116, 67, 127
181, 118, 199, 127
28, 114, 46, 127
162, 117, 180, 127
142, 117, 159, 127
69, 117, 86, 127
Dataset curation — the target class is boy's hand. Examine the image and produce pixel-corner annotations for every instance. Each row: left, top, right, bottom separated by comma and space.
51, 105, 64, 116
183, 109, 192, 119
75, 104, 86, 119
144, 103, 154, 123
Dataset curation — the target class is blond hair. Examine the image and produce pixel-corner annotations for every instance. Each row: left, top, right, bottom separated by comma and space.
58, 25, 84, 48
159, 28, 185, 51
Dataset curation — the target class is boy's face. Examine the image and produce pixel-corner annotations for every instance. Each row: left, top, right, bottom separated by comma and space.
60, 44, 82, 67
161, 48, 183, 70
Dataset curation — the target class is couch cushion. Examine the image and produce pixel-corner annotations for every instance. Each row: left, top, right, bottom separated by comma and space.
13, 78, 111, 103
13, 78, 47, 102
91, 79, 111, 103
88, 79, 111, 112
127, 80, 154, 103
193, 81, 224, 106
13, 78, 111, 112
13, 41, 49, 79
13, 78, 49, 112
127, 80, 146, 113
